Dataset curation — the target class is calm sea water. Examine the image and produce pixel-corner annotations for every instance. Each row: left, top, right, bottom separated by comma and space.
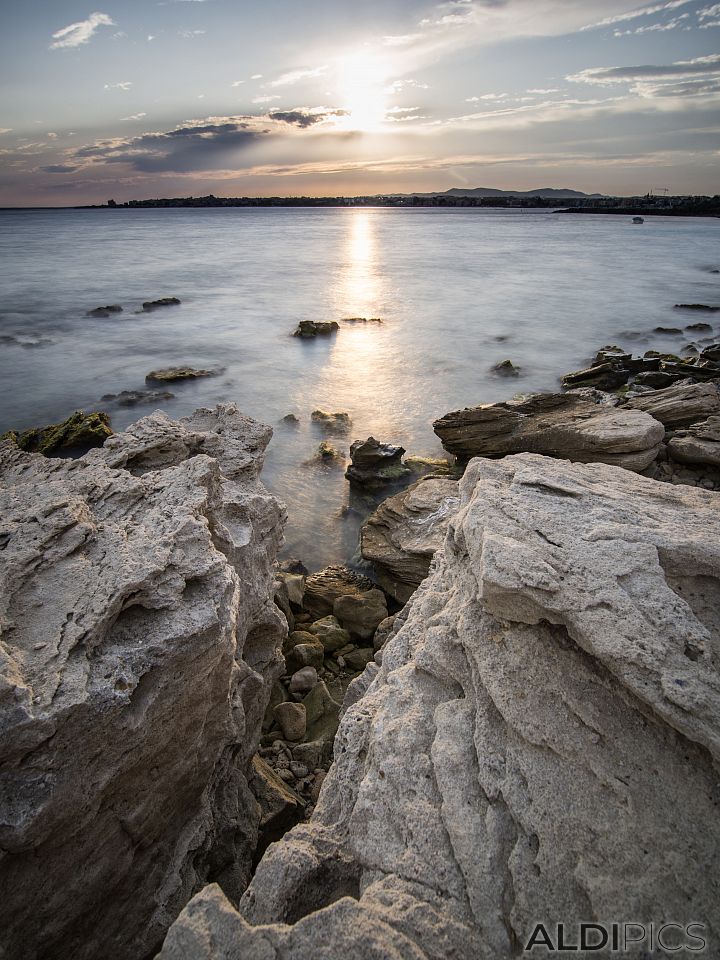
1, 207, 718, 568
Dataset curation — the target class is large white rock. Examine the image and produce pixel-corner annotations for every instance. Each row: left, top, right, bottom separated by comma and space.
160, 453, 720, 960
0, 405, 286, 960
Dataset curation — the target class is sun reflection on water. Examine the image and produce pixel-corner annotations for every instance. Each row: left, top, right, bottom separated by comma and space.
336, 209, 383, 317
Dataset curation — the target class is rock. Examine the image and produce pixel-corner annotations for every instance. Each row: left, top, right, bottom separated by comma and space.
2, 410, 112, 456
86, 304, 123, 317
314, 440, 343, 463
404, 455, 454, 477
333, 589, 388, 641
302, 681, 341, 744
668, 416, 720, 468
491, 359, 520, 377
373, 615, 397, 651
700, 344, 720, 363
654, 326, 684, 334
561, 361, 630, 391
311, 410, 352, 432
658, 359, 720, 382
342, 647, 375, 672
289, 761, 309, 779
345, 437, 411, 488
293, 321, 339, 338
145, 367, 215, 383
303, 565, 375, 619
273, 702, 306, 742
361, 477, 461, 603
262, 681, 288, 733
289, 667, 319, 695
341, 317, 383, 324
307, 616, 350, 653
274, 577, 294, 631
161, 452, 720, 960
686, 322, 713, 332
291, 740, 326, 769
632, 371, 680, 389
142, 297, 181, 311
280, 558, 309, 577
622, 382, 720, 429
674, 303, 719, 312
0, 403, 286, 960
248, 756, 304, 861
433, 392, 664, 471
285, 642, 324, 673
101, 389, 175, 407
276, 570, 306, 610
284, 630, 316, 652
281, 413, 300, 425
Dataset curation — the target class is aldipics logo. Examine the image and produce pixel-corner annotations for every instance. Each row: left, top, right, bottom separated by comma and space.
524, 922, 708, 954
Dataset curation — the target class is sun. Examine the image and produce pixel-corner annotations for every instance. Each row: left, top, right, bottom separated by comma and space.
336, 51, 390, 131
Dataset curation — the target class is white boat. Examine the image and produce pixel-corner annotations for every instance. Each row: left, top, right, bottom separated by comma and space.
633, 216, 644, 224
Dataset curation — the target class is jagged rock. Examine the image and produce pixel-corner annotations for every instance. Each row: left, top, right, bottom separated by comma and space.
0, 404, 286, 960
561, 361, 630, 390
142, 297, 181, 311
491, 359, 520, 377
373, 615, 397, 651
313, 440, 343, 463
303, 565, 375, 619
146, 367, 215, 383
160, 452, 720, 960
276, 569, 306, 610
293, 321, 339, 338
622, 382, 720, 429
361, 477, 460, 603
2, 410, 112, 456
248, 757, 305, 862
332, 590, 388, 641
345, 437, 411, 488
311, 410, 352, 432
101, 389, 175, 407
433, 393, 664, 471
668, 416, 720, 468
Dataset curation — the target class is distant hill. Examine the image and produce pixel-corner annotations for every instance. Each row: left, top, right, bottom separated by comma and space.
440, 187, 604, 199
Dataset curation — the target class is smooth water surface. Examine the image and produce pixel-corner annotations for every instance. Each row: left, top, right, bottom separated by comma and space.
1, 207, 718, 567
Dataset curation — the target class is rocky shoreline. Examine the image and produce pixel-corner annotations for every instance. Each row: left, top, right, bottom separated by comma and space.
2, 311, 720, 958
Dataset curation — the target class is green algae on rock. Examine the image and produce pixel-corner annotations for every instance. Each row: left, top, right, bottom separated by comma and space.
2, 410, 112, 456
145, 366, 215, 383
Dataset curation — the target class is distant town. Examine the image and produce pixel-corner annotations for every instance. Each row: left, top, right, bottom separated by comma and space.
91, 190, 720, 216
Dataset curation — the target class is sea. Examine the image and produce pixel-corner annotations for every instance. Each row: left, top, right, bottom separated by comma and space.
1, 206, 718, 569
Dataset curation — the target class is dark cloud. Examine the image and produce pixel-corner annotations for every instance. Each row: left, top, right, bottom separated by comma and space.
41, 164, 79, 173
269, 109, 348, 128
569, 54, 720, 85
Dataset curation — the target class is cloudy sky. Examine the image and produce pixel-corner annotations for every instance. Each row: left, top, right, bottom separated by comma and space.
1, 0, 719, 204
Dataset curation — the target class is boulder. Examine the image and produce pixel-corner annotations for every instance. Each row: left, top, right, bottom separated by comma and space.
668, 416, 720, 468
288, 666, 318, 696
293, 321, 339, 338
622, 382, 720, 429
433, 392, 664, 471
303, 565, 375, 619
87, 304, 123, 317
273, 703, 306, 742
0, 404, 286, 960
307, 616, 350, 653
285, 642, 324, 673
361, 477, 461, 603
142, 297, 181, 311
333, 589, 388, 641
302, 681, 341, 744
2, 410, 112, 456
160, 452, 720, 960
145, 367, 215, 383
345, 437, 411, 488
311, 410, 352, 432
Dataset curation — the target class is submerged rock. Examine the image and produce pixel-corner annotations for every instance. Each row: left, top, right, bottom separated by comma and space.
686, 322, 713, 332
491, 359, 520, 377
86, 304, 123, 318
293, 321, 339, 338
341, 317, 383, 324
142, 297, 181, 311
0, 404, 286, 960
433, 392, 664, 471
146, 366, 216, 383
674, 303, 720, 312
345, 436, 412, 488
2, 409, 112, 456
160, 452, 720, 960
361, 476, 460, 603
311, 410, 352, 432
101, 389, 175, 407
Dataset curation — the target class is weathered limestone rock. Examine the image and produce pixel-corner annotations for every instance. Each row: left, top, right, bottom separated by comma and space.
0, 403, 286, 960
303, 565, 375, 619
332, 589, 388, 641
361, 477, 460, 603
2, 410, 112, 456
433, 392, 664, 470
345, 437, 411, 488
622, 382, 720, 429
668, 416, 720, 468
161, 453, 720, 960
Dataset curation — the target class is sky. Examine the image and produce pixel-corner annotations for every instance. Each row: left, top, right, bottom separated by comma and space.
0, 0, 719, 204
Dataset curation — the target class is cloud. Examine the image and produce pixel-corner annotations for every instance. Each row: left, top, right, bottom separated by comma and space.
121, 113, 148, 121
41, 164, 79, 173
527, 88, 560, 94
250, 74, 263, 80
613, 14, 689, 35
253, 95, 281, 104
104, 81, 133, 91
231, 80, 245, 86
269, 108, 349, 128
0, 128, 12, 134
567, 54, 720, 86
178, 29, 206, 38
580, 0, 693, 31
270, 66, 328, 87
50, 12, 115, 50
699, 3, 720, 16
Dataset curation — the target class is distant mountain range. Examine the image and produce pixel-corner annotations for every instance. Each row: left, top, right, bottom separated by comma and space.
436, 187, 604, 199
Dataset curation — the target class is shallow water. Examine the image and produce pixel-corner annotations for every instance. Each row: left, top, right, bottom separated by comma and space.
1, 206, 718, 568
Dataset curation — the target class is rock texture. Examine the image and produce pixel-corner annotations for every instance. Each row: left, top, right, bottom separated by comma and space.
0, 404, 286, 960
622, 382, 720, 429
433, 392, 664, 470
161, 452, 720, 960
668, 415, 720, 468
361, 476, 460, 602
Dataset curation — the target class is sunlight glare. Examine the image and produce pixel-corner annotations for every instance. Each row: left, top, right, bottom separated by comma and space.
337, 52, 389, 131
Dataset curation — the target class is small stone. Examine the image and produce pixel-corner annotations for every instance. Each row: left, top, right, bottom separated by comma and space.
492, 359, 520, 377
292, 740, 325, 769
289, 666, 318, 695
343, 647, 376, 672
289, 762, 309, 779
286, 642, 324, 673
273, 702, 306, 742
293, 320, 339, 338
275, 768, 294, 783
308, 616, 350, 653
